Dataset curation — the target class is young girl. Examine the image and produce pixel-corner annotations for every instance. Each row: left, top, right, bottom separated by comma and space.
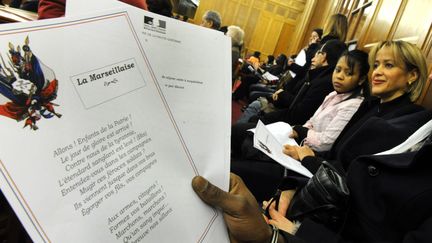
291, 49, 370, 152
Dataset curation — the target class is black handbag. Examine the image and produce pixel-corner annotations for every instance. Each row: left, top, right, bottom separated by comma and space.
286, 161, 350, 228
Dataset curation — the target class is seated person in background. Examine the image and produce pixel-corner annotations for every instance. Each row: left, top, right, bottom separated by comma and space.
247, 51, 261, 66
291, 49, 370, 152
200, 10, 221, 30
231, 40, 346, 201
287, 28, 322, 79
284, 40, 430, 176
263, 55, 275, 70
320, 13, 348, 43
246, 54, 288, 102
261, 40, 348, 125
225, 25, 244, 79
288, 13, 348, 81
232, 39, 346, 131
193, 126, 432, 242
232, 40, 431, 202
232, 51, 262, 100
264, 53, 287, 77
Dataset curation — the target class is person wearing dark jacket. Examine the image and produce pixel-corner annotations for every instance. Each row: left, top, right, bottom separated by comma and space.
299, 94, 427, 174
265, 40, 431, 241
287, 28, 322, 79
233, 40, 429, 204
287, 14, 347, 81
192, 130, 432, 242
232, 39, 347, 158
193, 41, 431, 242
284, 40, 429, 175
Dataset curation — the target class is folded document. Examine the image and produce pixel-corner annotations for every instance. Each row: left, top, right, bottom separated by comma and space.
252, 121, 313, 178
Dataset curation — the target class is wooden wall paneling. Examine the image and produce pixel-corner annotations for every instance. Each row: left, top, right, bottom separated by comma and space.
346, 0, 360, 22
248, 12, 271, 54
274, 23, 296, 56
347, 10, 360, 40
222, 0, 240, 25
253, 0, 265, 9
391, 0, 432, 47
248, 11, 285, 57
233, 3, 250, 27
352, 3, 373, 41
356, 0, 383, 50
359, 0, 403, 49
214, 0, 227, 14
335, 0, 345, 14
299, 0, 335, 50
288, 0, 321, 55
341, 0, 356, 15
192, 0, 211, 23
264, 1, 275, 12
384, 0, 406, 41
194, 0, 310, 58
262, 17, 285, 56
243, 7, 260, 48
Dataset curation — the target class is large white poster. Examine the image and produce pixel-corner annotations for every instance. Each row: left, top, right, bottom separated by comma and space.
0, 11, 228, 243
67, 0, 232, 191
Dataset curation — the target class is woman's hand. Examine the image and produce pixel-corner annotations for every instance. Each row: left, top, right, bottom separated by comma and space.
262, 190, 296, 217
192, 173, 273, 243
296, 145, 315, 161
283, 145, 300, 160
267, 201, 297, 234
283, 145, 315, 161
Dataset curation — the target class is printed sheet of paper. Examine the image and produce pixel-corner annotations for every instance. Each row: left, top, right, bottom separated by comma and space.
0, 11, 227, 243
376, 119, 432, 155
66, 0, 232, 191
67, 3, 232, 242
248, 121, 298, 146
253, 121, 313, 177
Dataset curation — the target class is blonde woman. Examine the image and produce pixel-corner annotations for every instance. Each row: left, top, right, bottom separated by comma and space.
322, 13, 348, 42
226, 25, 245, 74
192, 40, 432, 243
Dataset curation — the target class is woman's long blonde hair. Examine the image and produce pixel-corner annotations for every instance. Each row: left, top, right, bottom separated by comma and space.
323, 14, 348, 42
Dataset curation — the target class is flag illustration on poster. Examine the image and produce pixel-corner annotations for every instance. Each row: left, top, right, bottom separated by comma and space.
0, 36, 61, 130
